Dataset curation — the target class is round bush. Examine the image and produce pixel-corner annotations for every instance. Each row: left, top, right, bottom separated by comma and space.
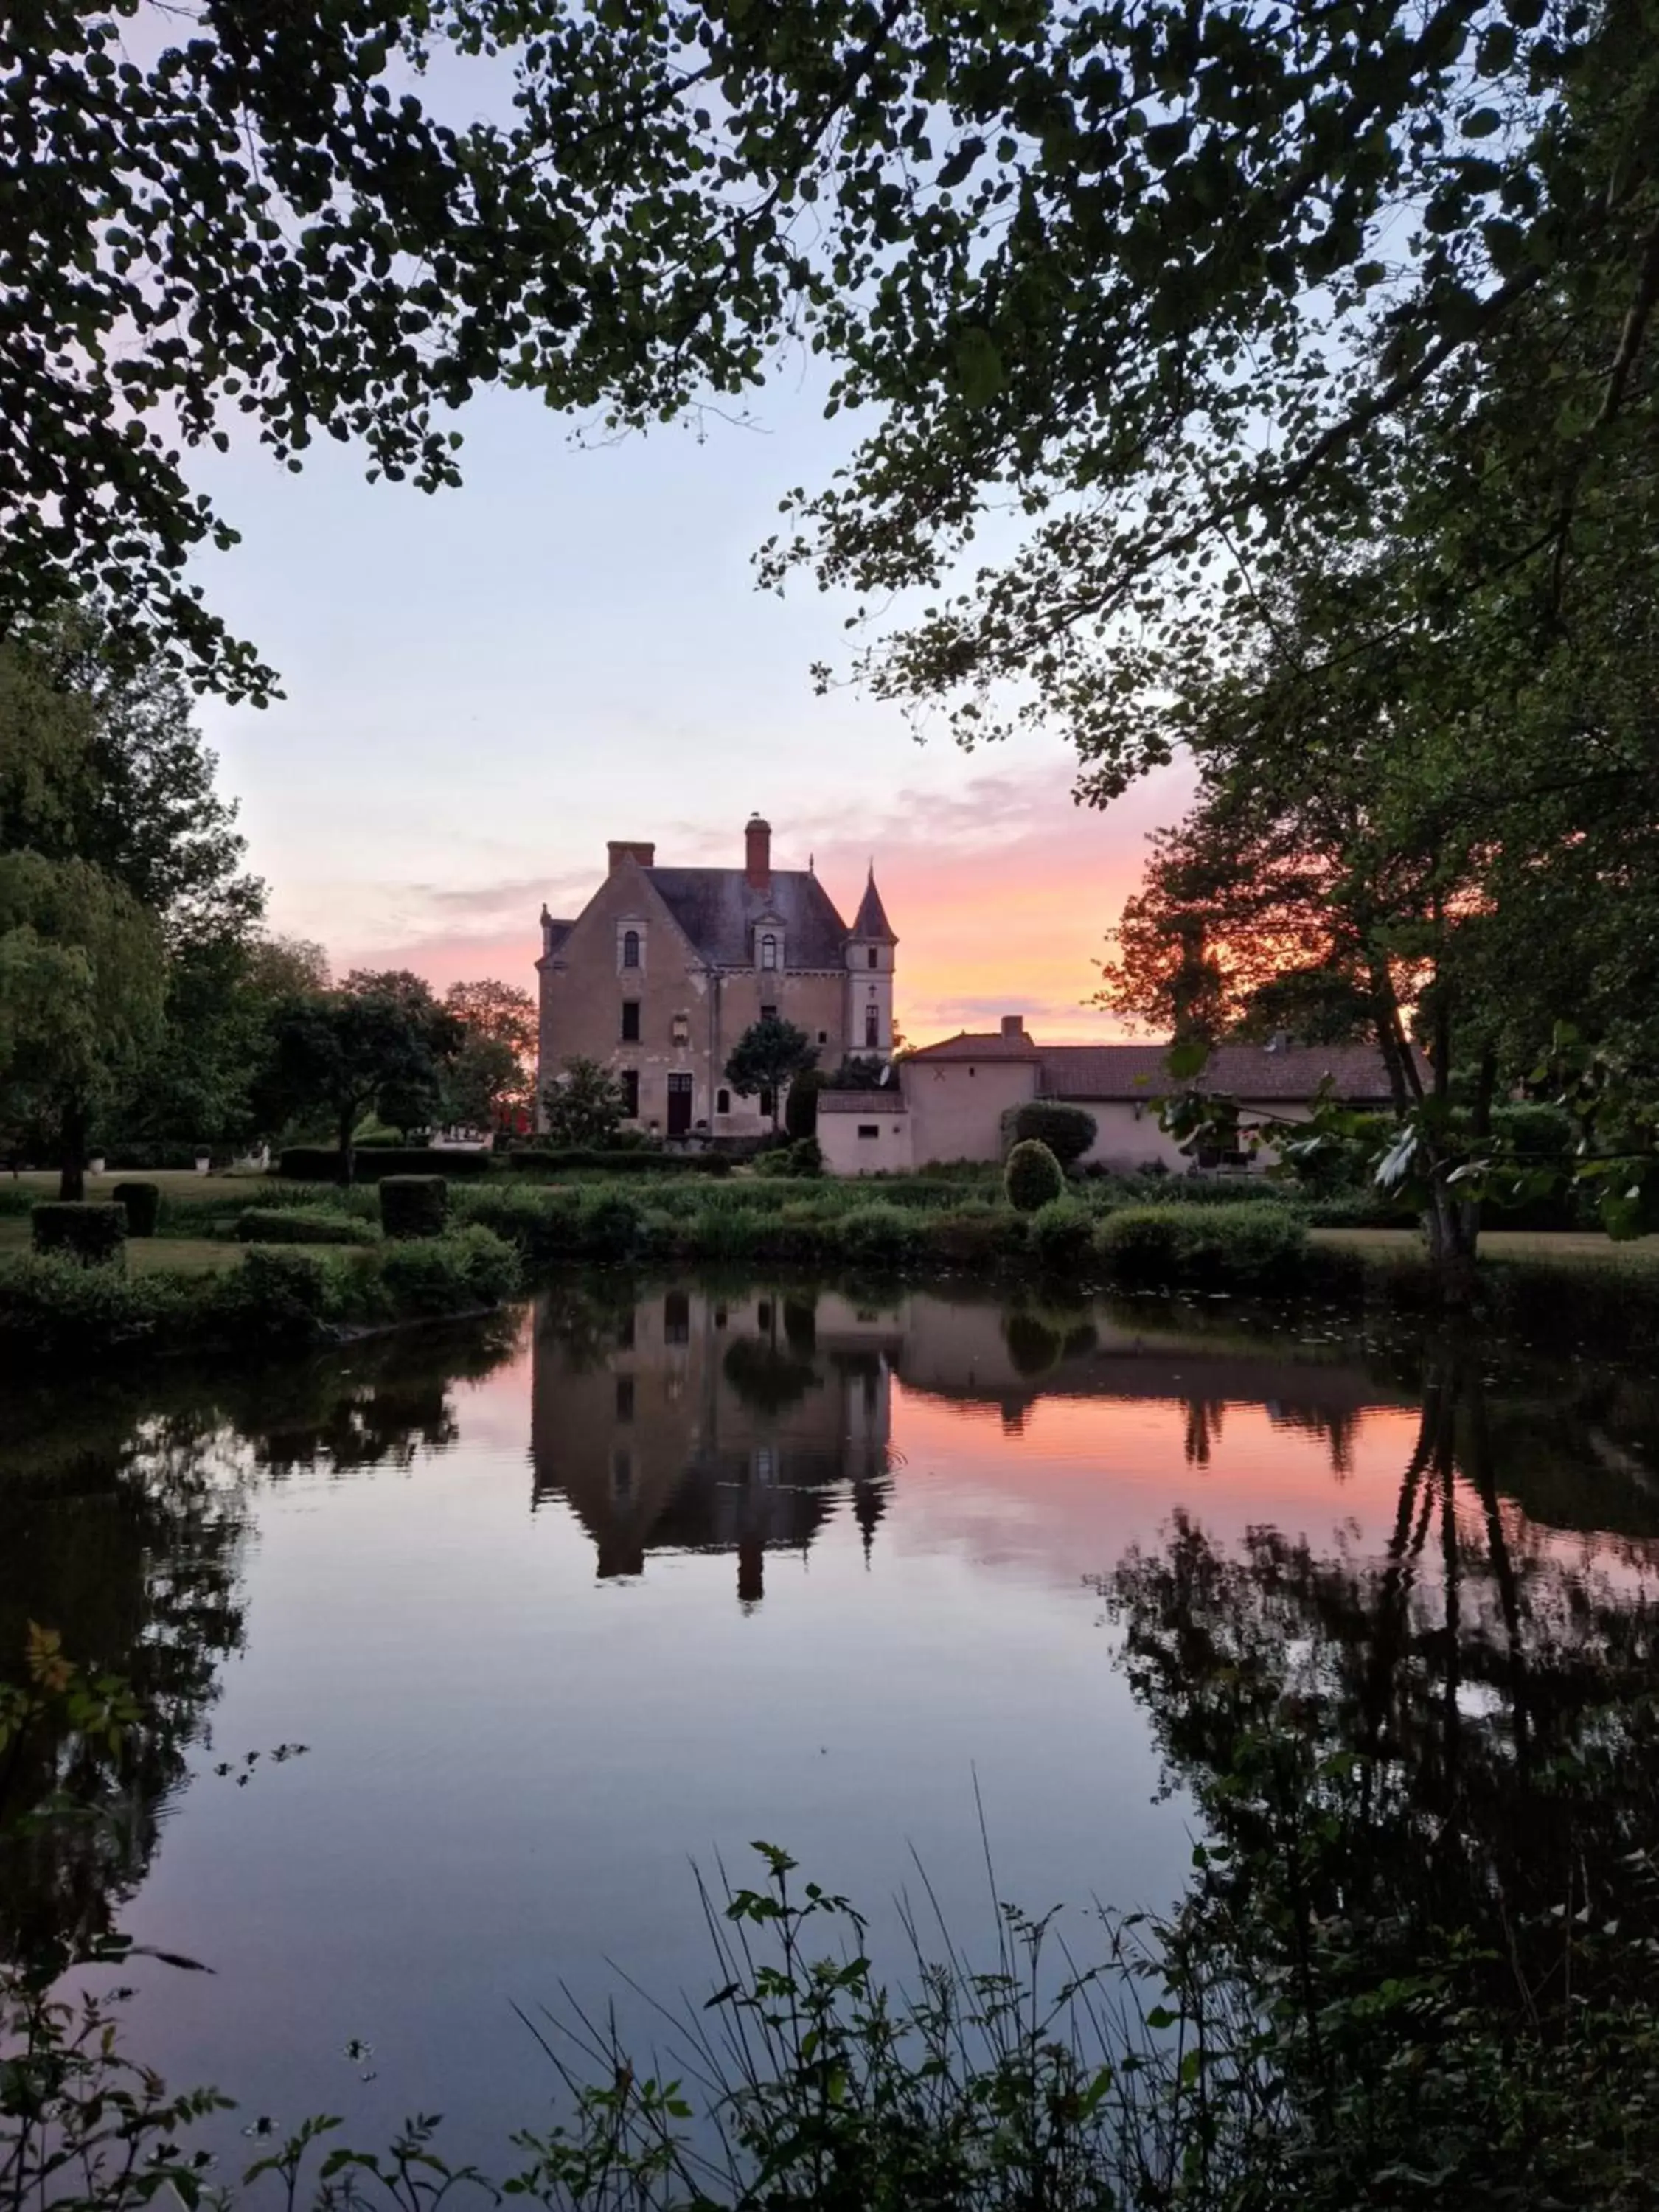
380, 1175, 450, 1240
1007, 1101, 1098, 1168
1004, 1139, 1064, 1213
31, 1201, 128, 1267
110, 1180, 161, 1237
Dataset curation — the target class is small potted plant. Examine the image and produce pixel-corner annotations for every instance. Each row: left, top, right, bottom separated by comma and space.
194, 1145, 212, 1175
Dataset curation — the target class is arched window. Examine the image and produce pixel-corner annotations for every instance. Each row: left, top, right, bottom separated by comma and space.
760, 933, 777, 970
622, 929, 640, 969
717, 1088, 731, 1115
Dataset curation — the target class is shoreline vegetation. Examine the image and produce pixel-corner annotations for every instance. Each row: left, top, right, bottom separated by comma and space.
3, 1164, 1659, 1366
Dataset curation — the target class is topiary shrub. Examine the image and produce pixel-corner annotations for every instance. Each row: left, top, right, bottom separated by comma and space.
380, 1175, 449, 1240
31, 1201, 128, 1267
1004, 1139, 1064, 1213
209, 1247, 333, 1343
235, 1207, 376, 1246
788, 1135, 824, 1176
110, 1180, 161, 1237
1094, 1207, 1184, 1286
1004, 1100, 1098, 1169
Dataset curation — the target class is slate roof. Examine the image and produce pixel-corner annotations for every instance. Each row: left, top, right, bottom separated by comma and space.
644, 868, 852, 970
1037, 1042, 1397, 1103
819, 1088, 908, 1116
905, 1029, 1043, 1063
849, 869, 897, 944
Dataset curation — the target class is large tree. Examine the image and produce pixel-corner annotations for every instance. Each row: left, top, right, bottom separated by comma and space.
0, 853, 167, 1198
257, 969, 460, 1180
7, 0, 1652, 709
442, 979, 536, 1135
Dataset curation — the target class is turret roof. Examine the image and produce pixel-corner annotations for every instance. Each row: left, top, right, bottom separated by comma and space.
849, 868, 897, 944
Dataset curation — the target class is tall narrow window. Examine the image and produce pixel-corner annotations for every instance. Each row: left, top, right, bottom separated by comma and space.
620, 1069, 639, 1116
716, 1088, 731, 1114
615, 1375, 636, 1422
759, 1087, 775, 1119
760, 933, 777, 970
866, 947, 877, 969
620, 1000, 640, 1042
622, 929, 640, 970
865, 1004, 880, 1048
664, 1290, 689, 1346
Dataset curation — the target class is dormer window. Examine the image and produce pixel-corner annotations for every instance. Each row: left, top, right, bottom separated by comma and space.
622, 929, 640, 970
760, 933, 777, 970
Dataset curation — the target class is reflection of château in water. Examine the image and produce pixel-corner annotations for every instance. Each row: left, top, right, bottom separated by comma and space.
530, 1287, 899, 1600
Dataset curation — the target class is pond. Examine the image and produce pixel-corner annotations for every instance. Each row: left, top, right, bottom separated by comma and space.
4, 1274, 1658, 2169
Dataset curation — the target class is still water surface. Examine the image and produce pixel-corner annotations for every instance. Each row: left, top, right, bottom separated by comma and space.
4, 1276, 1658, 2162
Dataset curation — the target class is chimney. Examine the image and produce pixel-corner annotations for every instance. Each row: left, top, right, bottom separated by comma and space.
1264, 1029, 1292, 1055
607, 840, 655, 874
745, 813, 771, 892
1001, 1015, 1027, 1040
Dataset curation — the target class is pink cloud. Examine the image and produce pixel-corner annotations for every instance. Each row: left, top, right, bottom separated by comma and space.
329, 758, 1193, 1043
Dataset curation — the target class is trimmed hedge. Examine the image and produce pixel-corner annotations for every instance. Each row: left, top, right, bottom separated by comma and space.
507, 1147, 733, 1176
1006, 1140, 1065, 1213
381, 1175, 449, 1239
235, 1207, 378, 1247
110, 1180, 161, 1237
32, 1201, 127, 1265
278, 1146, 492, 1180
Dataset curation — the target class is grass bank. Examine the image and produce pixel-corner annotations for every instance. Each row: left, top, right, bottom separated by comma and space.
0, 1225, 522, 1365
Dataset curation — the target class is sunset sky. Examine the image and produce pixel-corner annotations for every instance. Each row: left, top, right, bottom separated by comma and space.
190, 360, 1192, 1043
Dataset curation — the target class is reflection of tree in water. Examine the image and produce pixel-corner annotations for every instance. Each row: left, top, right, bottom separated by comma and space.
1107, 1354, 1659, 2013
0, 1321, 518, 1977
0, 1444, 246, 1978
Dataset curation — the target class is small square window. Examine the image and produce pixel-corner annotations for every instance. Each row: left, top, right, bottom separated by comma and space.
858, 1124, 879, 1138
817, 1030, 828, 1045
761, 1004, 777, 1022
671, 1012, 690, 1046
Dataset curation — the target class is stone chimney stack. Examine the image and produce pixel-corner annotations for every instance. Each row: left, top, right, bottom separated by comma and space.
745, 813, 772, 892
608, 840, 655, 874
1001, 1014, 1027, 1040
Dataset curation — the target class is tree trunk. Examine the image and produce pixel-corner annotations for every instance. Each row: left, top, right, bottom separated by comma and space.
338, 1102, 356, 1186
58, 1095, 87, 1202
1423, 1181, 1481, 1305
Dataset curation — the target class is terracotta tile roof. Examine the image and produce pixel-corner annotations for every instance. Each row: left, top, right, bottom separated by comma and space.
1037, 1042, 1398, 1103
818, 1089, 908, 1115
644, 867, 852, 970
905, 1029, 1042, 1063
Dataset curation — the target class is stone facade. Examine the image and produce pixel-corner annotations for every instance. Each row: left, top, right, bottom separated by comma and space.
536, 816, 897, 1138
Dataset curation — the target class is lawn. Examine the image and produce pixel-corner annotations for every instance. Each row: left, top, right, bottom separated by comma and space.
1311, 1225, 1659, 1267
0, 1218, 358, 1276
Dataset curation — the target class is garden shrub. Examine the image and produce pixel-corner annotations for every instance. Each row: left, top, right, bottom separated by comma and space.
1096, 1203, 1307, 1289
928, 1203, 1028, 1267
278, 1146, 491, 1180
235, 1207, 377, 1247
1002, 1100, 1098, 1168
0, 1251, 173, 1352
1028, 1196, 1097, 1271
31, 1201, 127, 1266
833, 1203, 917, 1270
1004, 1139, 1064, 1213
109, 1180, 161, 1237
380, 1175, 449, 1239
788, 1136, 824, 1176
207, 1247, 334, 1342
375, 1225, 522, 1316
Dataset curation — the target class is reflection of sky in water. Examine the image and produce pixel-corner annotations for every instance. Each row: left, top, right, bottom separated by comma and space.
25, 1285, 1654, 2168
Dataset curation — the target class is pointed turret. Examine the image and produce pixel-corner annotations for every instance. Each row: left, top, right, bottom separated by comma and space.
849, 866, 897, 945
